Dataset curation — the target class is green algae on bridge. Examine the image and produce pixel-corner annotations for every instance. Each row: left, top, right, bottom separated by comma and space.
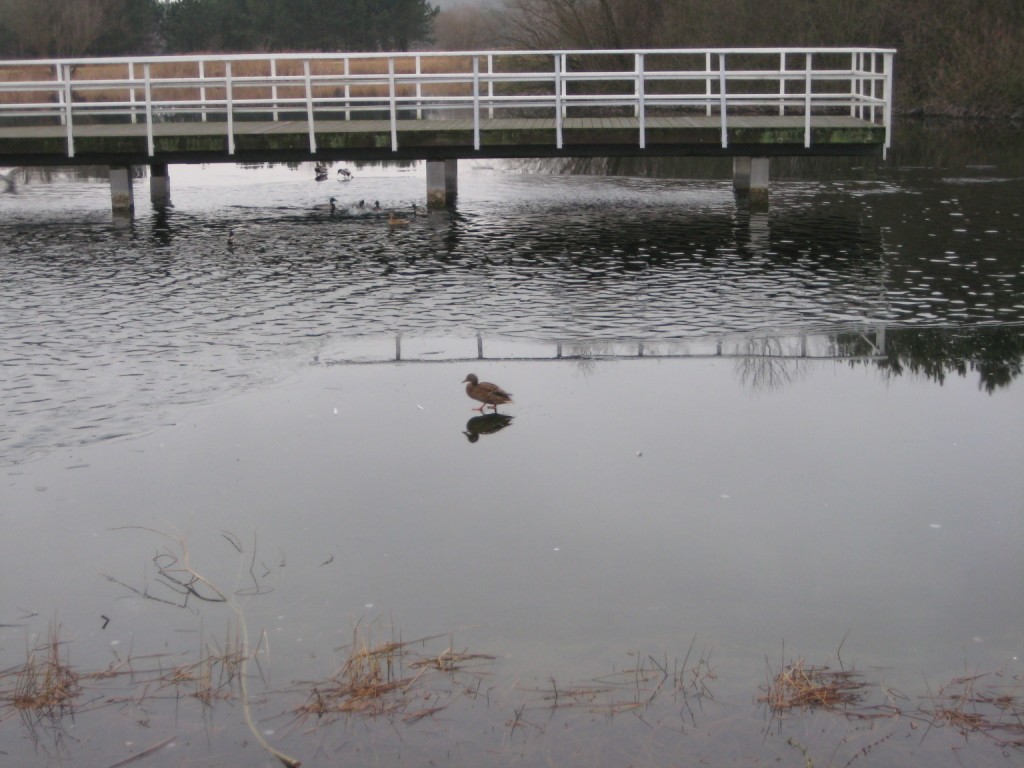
0, 115, 886, 165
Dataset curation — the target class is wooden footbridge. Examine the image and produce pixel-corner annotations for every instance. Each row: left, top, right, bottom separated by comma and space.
0, 47, 895, 210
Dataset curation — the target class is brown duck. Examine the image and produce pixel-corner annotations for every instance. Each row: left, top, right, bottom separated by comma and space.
462, 373, 513, 412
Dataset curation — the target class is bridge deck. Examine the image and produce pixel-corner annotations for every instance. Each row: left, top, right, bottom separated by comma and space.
0, 114, 885, 166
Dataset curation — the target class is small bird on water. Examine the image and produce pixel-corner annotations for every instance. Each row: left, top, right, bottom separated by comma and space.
462, 373, 513, 412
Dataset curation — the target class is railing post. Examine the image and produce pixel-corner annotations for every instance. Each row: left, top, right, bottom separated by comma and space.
705, 52, 713, 117
388, 56, 398, 152
199, 60, 207, 122
271, 59, 279, 121
882, 51, 894, 154
128, 62, 137, 124
870, 52, 878, 123
472, 55, 481, 151
225, 60, 235, 155
553, 53, 564, 149
303, 58, 317, 153
560, 52, 568, 119
55, 62, 66, 127
851, 52, 860, 119
487, 54, 494, 119
415, 55, 422, 120
803, 52, 812, 149
343, 56, 351, 121
718, 53, 728, 148
61, 63, 75, 158
636, 52, 646, 150
143, 62, 155, 156
778, 52, 786, 116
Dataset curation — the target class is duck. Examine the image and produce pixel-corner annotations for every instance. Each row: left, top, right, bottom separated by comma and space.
462, 374, 513, 412
313, 197, 337, 213
337, 168, 353, 180
387, 211, 410, 226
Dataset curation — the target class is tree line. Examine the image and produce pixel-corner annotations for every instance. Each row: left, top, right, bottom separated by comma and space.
436, 0, 1023, 117
0, 0, 440, 56
1, 0, 1019, 116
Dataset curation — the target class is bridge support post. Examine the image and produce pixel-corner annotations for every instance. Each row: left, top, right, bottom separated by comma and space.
150, 162, 170, 206
109, 165, 135, 215
426, 159, 457, 209
733, 157, 770, 208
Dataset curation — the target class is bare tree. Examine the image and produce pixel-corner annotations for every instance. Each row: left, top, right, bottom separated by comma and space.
0, 0, 118, 56
497, 0, 668, 49
433, 5, 503, 50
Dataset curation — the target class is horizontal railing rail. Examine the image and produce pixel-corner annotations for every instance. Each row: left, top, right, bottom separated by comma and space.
0, 48, 895, 159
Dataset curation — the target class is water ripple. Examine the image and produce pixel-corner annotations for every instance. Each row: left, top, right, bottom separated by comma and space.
1, 164, 1022, 463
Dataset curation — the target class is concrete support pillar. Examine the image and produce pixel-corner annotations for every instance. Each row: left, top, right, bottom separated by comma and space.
733, 157, 770, 208
149, 162, 170, 206
109, 165, 135, 214
426, 158, 458, 209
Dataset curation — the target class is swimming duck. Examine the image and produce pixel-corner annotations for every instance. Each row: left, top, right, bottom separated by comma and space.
337, 168, 353, 180
387, 211, 410, 226
313, 197, 337, 213
462, 374, 513, 412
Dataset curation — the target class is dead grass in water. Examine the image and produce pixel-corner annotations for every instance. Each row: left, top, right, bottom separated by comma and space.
510, 636, 717, 736
919, 670, 1024, 747
0, 621, 80, 722
292, 622, 494, 727
759, 658, 868, 712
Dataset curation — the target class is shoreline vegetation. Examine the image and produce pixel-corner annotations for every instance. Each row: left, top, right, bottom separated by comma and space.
2, 532, 1022, 765
0, 0, 1021, 119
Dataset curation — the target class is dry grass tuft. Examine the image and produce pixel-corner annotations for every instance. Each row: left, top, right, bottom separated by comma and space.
919, 671, 1024, 746
292, 625, 493, 726
514, 641, 717, 721
759, 658, 867, 712
0, 622, 80, 721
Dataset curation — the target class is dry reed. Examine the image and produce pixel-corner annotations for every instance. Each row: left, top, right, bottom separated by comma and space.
0, 621, 80, 721
919, 670, 1024, 746
291, 625, 493, 726
515, 642, 716, 720
759, 658, 867, 712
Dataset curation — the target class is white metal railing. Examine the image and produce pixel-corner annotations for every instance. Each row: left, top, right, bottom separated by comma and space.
0, 48, 895, 159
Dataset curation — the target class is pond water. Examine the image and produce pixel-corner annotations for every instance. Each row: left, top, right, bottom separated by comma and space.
0, 120, 1022, 767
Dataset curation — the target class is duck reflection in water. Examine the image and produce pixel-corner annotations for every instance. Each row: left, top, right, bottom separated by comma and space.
464, 413, 514, 443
